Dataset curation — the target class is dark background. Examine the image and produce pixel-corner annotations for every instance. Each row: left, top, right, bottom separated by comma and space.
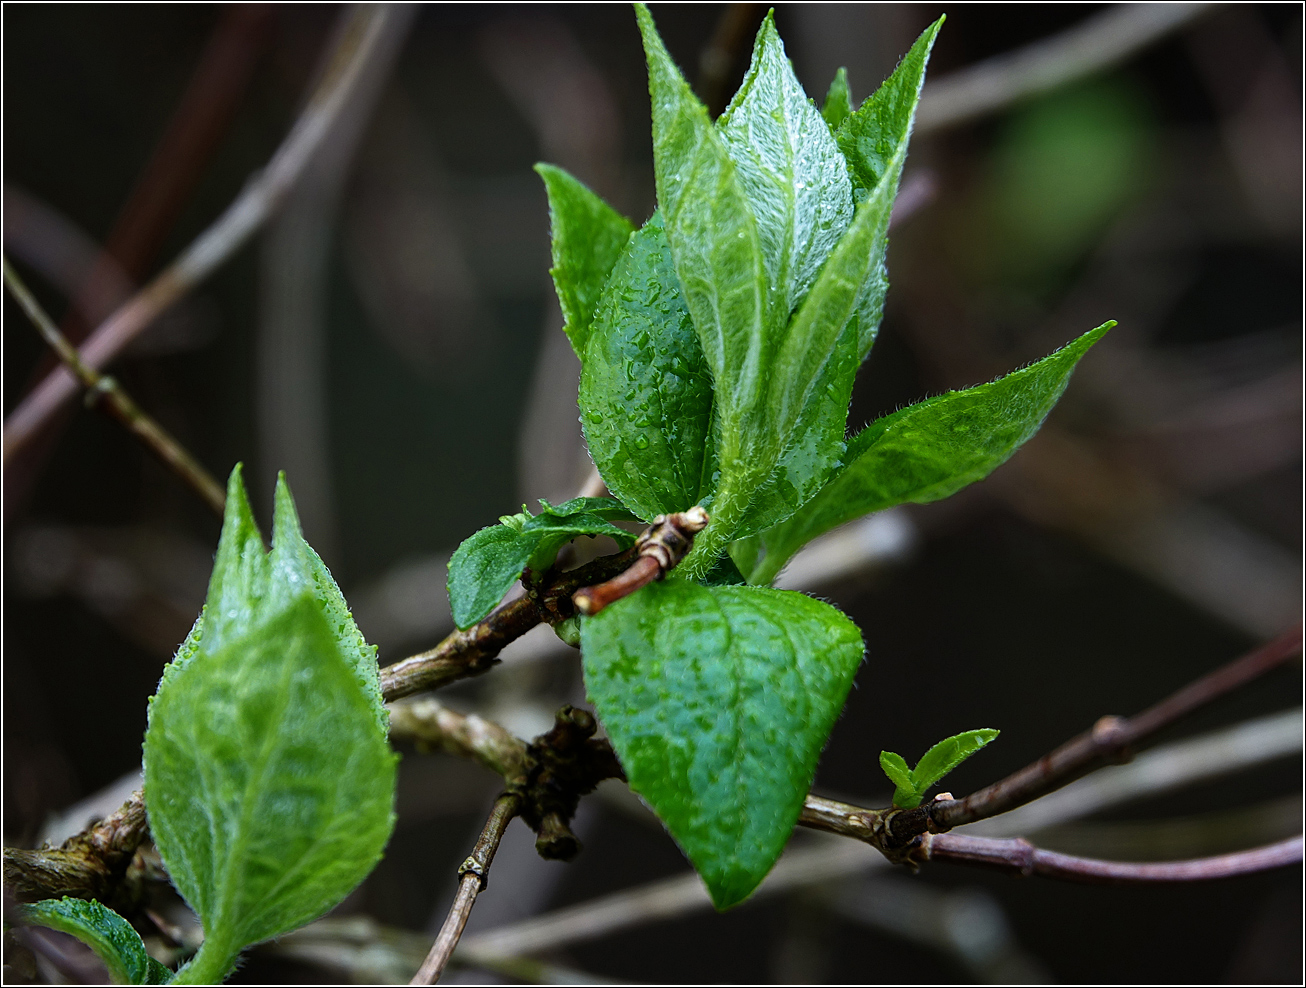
4, 4, 1301, 984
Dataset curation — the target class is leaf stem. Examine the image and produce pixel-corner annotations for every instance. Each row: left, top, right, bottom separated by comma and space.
379, 549, 636, 701
171, 934, 241, 985
3, 258, 226, 517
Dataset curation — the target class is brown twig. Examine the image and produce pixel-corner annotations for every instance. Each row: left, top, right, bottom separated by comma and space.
796, 628, 1302, 863
928, 623, 1303, 833
411, 793, 522, 986
379, 548, 635, 701
573, 506, 709, 615
918, 832, 1303, 885
3, 258, 226, 516
389, 699, 623, 862
462, 710, 1303, 961
519, 706, 625, 860
2, 792, 148, 908
3, 5, 402, 464
382, 509, 707, 699
388, 698, 530, 786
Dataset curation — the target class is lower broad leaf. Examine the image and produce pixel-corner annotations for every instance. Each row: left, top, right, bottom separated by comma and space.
581, 578, 864, 909
147, 599, 397, 984
144, 468, 397, 985
19, 897, 171, 985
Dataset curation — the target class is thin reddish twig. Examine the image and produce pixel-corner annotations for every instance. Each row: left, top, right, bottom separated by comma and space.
3, 5, 402, 465
3, 258, 226, 516
928, 623, 1303, 832
572, 506, 709, 615
921, 832, 1303, 885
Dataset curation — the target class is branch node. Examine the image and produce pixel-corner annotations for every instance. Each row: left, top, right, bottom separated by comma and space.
573, 508, 709, 615
457, 855, 488, 891
83, 375, 116, 409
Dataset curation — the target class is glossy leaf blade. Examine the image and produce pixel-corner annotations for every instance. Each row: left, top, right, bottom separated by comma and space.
535, 163, 634, 358
582, 578, 865, 908
718, 11, 853, 322
744, 323, 1113, 584
144, 467, 396, 985
580, 214, 716, 520
20, 897, 171, 985
637, 4, 767, 404
448, 499, 638, 628
637, 3, 777, 562
447, 525, 536, 630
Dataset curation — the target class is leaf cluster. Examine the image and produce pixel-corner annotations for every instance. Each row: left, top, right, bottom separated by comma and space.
444, 4, 1111, 910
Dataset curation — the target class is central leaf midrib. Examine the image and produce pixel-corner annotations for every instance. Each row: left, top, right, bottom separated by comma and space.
212, 615, 302, 948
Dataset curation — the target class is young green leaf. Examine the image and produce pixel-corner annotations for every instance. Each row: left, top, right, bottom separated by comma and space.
718, 11, 854, 324
20, 897, 172, 985
881, 729, 1000, 809
670, 15, 941, 573
447, 524, 535, 630
144, 467, 397, 985
836, 18, 944, 201
913, 728, 1001, 795
821, 67, 853, 131
447, 497, 638, 628
581, 577, 865, 909
836, 17, 944, 357
535, 163, 635, 358
877, 750, 914, 798
741, 322, 1113, 584
636, 4, 781, 566
579, 213, 716, 520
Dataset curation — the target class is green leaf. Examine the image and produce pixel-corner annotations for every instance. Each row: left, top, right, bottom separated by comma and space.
447, 525, 535, 630
882, 729, 1001, 809
144, 467, 397, 985
448, 498, 638, 628
912, 728, 1001, 795
742, 322, 1113, 584
632, 11, 940, 574
877, 750, 914, 807
636, 5, 777, 563
838, 18, 943, 352
19, 898, 171, 984
718, 11, 854, 326
535, 163, 635, 358
836, 18, 943, 201
580, 213, 716, 520
582, 577, 865, 909
821, 67, 853, 131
